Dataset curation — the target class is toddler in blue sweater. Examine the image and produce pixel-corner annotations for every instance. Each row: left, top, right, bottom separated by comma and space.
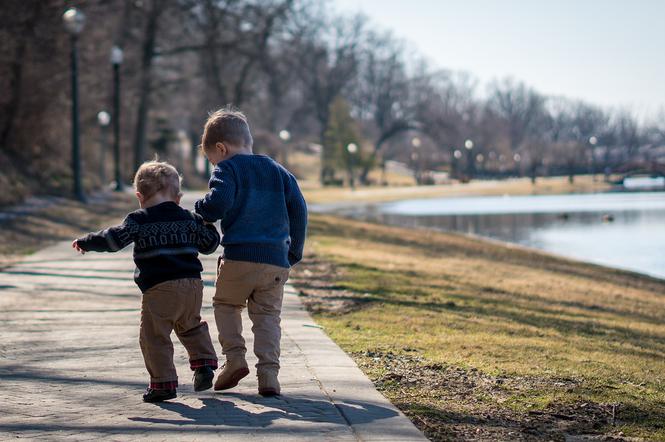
195, 108, 307, 396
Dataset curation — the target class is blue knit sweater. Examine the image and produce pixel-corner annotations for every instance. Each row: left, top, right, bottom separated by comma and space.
194, 154, 307, 268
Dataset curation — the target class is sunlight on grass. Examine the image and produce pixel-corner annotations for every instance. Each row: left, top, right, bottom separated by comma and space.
294, 214, 665, 440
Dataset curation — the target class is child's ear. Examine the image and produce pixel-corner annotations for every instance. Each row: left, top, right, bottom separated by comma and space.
215, 142, 226, 157
135, 191, 144, 203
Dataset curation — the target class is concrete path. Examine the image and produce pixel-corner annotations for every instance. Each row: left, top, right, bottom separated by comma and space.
0, 240, 426, 440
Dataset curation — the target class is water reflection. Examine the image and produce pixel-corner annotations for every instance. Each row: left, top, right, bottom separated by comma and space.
336, 192, 665, 280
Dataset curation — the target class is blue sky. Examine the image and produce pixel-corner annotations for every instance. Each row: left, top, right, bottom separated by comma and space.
334, 0, 665, 116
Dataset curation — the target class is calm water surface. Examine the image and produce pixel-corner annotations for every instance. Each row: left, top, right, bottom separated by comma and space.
334, 192, 665, 280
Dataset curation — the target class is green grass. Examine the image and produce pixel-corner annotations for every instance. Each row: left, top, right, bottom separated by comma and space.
291, 214, 665, 440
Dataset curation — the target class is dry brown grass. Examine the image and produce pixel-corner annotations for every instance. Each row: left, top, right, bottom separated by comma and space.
291, 214, 665, 441
0, 192, 135, 269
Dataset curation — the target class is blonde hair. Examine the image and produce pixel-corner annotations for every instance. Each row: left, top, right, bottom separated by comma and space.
201, 107, 253, 151
133, 161, 182, 199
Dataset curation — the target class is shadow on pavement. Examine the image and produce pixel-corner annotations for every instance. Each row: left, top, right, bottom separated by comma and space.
227, 392, 399, 425
0, 364, 146, 389
3, 270, 129, 281
128, 394, 398, 427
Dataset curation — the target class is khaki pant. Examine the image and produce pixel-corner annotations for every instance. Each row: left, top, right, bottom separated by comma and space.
213, 258, 290, 375
140, 278, 218, 388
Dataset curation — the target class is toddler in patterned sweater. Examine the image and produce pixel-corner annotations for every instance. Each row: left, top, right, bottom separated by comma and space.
72, 161, 220, 403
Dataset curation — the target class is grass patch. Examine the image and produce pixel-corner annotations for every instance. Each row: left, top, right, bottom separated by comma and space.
291, 214, 665, 441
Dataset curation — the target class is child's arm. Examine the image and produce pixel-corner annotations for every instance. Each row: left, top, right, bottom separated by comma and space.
194, 214, 221, 255
194, 163, 236, 223
73, 215, 138, 254
285, 174, 308, 266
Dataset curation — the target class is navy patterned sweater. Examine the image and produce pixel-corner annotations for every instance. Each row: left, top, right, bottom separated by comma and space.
76, 201, 220, 292
195, 154, 307, 268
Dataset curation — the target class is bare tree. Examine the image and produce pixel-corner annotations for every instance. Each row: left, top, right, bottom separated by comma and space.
416, 70, 478, 179
488, 78, 545, 182
294, 13, 366, 183
350, 31, 418, 184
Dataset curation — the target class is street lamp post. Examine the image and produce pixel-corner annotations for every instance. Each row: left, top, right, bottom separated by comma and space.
588, 135, 598, 181
346, 143, 358, 189
97, 111, 110, 184
476, 153, 485, 175
411, 137, 422, 184
279, 129, 290, 167
111, 46, 124, 191
453, 149, 463, 179
513, 153, 522, 176
63, 7, 86, 201
464, 139, 474, 179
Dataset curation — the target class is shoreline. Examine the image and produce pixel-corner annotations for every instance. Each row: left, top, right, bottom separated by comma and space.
309, 188, 665, 282
321, 213, 665, 283
301, 175, 613, 205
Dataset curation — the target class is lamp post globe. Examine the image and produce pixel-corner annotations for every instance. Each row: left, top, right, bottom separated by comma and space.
97, 111, 111, 127
111, 45, 124, 65
63, 8, 85, 35
279, 130, 290, 141
411, 137, 421, 148
346, 143, 358, 154
464, 139, 474, 150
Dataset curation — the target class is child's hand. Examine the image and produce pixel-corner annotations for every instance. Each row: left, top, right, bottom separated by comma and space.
72, 240, 85, 255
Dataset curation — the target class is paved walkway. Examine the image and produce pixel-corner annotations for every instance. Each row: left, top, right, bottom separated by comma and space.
0, 240, 426, 440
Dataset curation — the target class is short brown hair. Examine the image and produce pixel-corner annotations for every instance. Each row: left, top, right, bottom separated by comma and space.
133, 161, 182, 199
201, 108, 253, 150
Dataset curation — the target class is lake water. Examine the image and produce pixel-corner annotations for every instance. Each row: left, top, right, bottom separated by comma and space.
332, 192, 665, 280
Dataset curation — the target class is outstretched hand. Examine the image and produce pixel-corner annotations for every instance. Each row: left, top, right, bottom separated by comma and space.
72, 240, 85, 255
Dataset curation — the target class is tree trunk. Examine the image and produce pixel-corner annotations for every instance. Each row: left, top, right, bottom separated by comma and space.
133, 0, 163, 171
1, 2, 42, 152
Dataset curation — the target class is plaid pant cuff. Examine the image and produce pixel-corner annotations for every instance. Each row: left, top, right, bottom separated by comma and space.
190, 358, 218, 370
149, 380, 178, 390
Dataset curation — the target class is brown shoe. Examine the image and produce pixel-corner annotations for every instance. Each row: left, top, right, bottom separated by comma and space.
258, 371, 280, 396
214, 359, 249, 391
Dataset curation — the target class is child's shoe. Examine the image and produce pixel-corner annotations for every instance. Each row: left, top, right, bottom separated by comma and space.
142, 388, 177, 403
193, 366, 215, 392
258, 371, 280, 397
214, 358, 249, 391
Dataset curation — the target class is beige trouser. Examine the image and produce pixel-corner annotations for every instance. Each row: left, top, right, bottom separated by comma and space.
213, 258, 290, 375
140, 278, 218, 387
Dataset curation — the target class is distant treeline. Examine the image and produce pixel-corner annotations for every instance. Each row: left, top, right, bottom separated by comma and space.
1, 0, 664, 203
